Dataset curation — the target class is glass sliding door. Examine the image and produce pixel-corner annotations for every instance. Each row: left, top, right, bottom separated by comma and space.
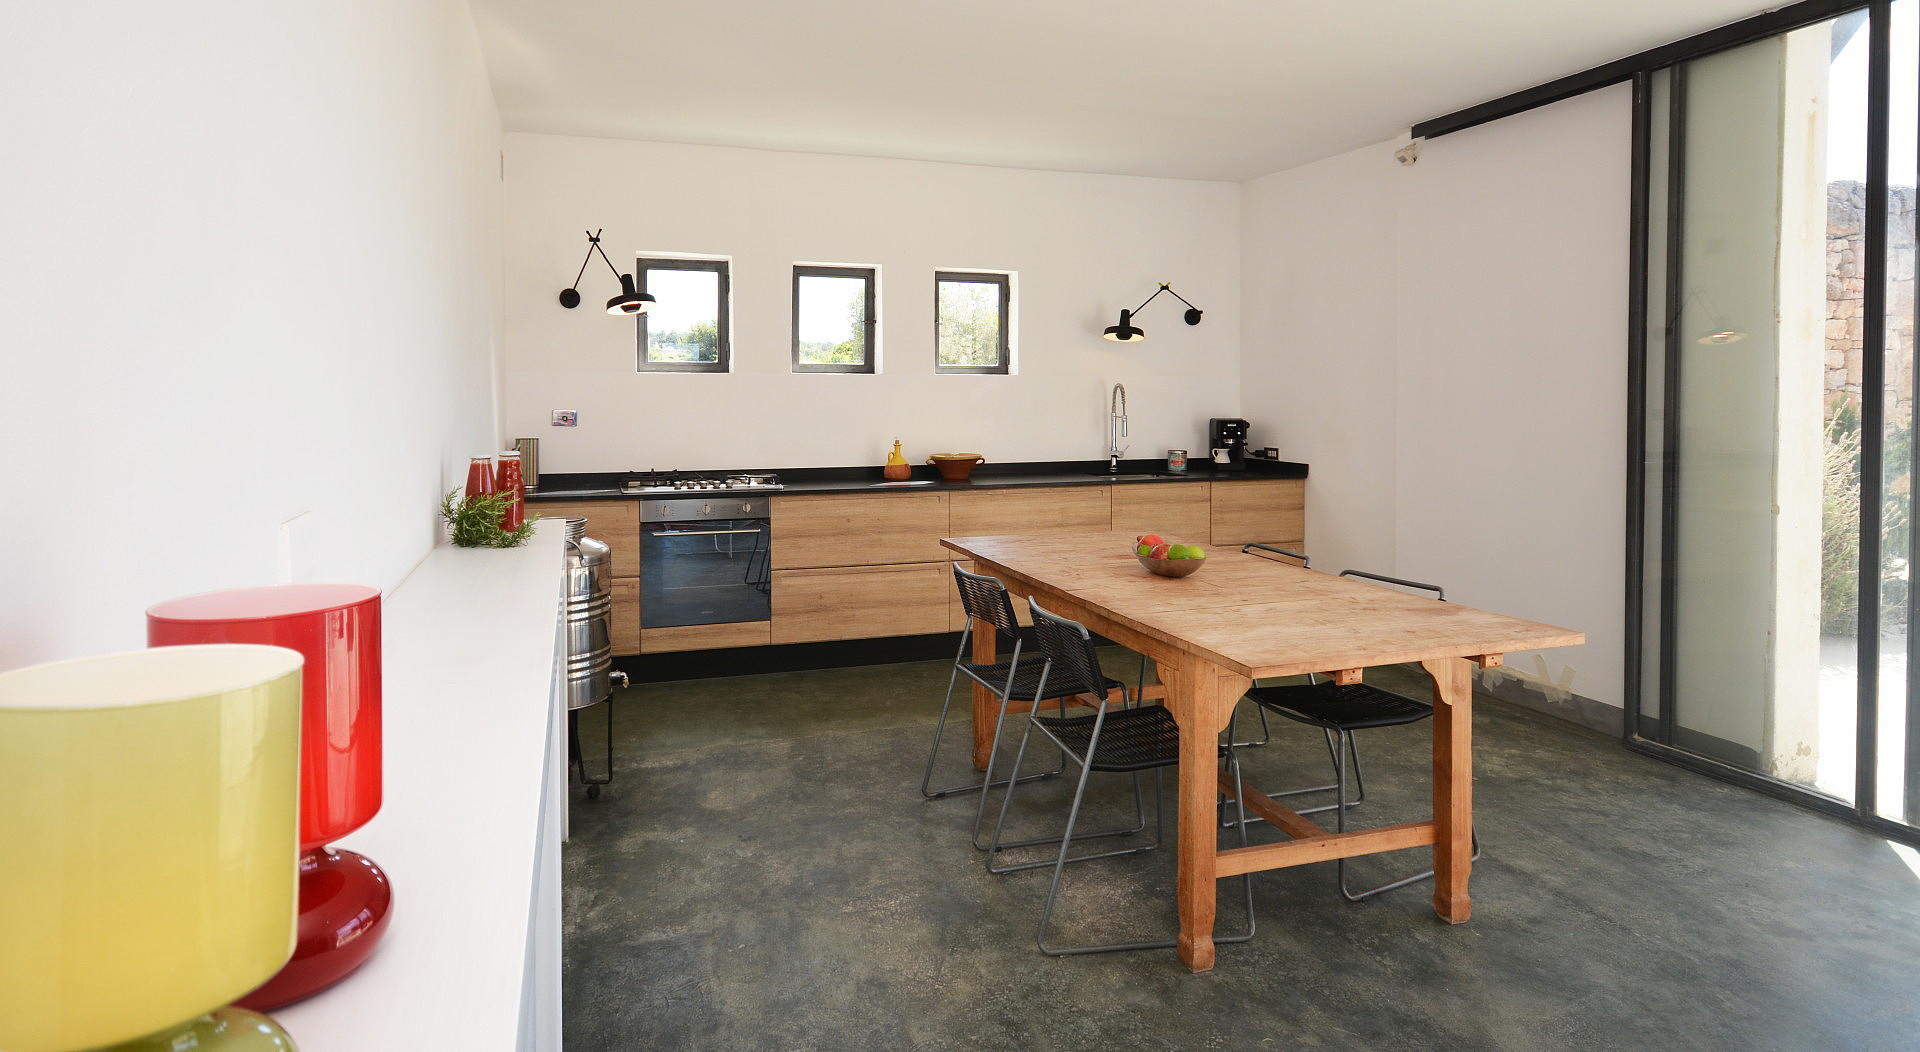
1632, 0, 1920, 840
1635, 7, 1894, 802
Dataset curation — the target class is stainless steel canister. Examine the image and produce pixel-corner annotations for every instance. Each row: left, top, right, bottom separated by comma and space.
563, 517, 616, 711
514, 437, 539, 492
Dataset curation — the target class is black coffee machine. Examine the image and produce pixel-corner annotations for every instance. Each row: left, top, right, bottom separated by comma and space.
1208, 418, 1251, 471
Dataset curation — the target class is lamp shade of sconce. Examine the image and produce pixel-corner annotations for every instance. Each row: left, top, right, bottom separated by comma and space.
1102, 309, 1146, 342
148, 584, 392, 1013
559, 228, 651, 316
1101, 283, 1204, 342
605, 272, 655, 316
0, 644, 303, 1052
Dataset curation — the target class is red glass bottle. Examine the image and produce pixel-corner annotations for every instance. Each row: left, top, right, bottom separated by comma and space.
464, 456, 495, 498
494, 451, 526, 531
147, 584, 390, 1011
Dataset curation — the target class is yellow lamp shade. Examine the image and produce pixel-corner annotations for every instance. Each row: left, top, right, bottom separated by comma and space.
0, 645, 303, 1052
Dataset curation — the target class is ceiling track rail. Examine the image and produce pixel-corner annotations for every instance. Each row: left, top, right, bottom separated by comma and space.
1411, 0, 1871, 140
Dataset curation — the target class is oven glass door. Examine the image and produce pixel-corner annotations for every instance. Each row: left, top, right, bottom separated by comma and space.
640, 519, 772, 628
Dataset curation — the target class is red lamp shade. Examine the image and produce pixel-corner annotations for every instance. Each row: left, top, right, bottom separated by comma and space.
148, 583, 391, 1010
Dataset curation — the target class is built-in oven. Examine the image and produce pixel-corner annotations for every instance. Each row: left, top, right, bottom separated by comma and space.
639, 496, 772, 628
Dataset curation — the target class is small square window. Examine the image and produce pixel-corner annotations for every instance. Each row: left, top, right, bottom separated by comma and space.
793, 265, 877, 373
636, 257, 729, 373
935, 271, 1011, 374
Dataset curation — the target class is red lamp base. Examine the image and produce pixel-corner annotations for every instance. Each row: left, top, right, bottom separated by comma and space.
235, 846, 393, 1011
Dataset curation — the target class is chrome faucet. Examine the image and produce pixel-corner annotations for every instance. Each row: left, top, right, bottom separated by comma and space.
1107, 383, 1128, 472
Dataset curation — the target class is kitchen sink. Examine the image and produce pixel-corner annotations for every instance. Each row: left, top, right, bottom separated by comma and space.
1084, 472, 1188, 480
867, 480, 935, 487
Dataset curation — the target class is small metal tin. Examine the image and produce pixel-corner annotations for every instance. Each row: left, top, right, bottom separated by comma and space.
1167, 449, 1187, 473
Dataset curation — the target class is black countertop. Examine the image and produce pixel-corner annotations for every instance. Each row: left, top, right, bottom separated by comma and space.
525, 458, 1306, 502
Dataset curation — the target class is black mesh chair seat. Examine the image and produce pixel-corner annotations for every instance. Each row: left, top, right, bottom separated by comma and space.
1244, 681, 1432, 731
961, 658, 1124, 702
1033, 704, 1179, 772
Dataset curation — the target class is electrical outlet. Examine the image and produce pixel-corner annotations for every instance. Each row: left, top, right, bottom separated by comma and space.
551, 410, 578, 427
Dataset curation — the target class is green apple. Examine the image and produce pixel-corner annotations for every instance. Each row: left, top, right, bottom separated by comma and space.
1168, 544, 1206, 560
1135, 543, 1153, 556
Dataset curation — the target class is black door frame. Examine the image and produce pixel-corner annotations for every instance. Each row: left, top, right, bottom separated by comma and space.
1417, 0, 1920, 841
1617, 0, 1920, 845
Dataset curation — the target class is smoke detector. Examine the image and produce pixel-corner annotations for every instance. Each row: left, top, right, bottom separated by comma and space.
1394, 141, 1420, 167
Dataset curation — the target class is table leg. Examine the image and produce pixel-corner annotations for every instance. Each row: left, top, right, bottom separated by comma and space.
1163, 658, 1250, 972
1421, 656, 1474, 923
969, 625, 998, 770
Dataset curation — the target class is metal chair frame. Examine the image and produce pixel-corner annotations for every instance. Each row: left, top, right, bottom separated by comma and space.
923, 564, 1083, 806
1233, 568, 1481, 900
994, 598, 1256, 956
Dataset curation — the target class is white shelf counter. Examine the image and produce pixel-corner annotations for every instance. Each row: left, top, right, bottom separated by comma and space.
276, 520, 569, 1050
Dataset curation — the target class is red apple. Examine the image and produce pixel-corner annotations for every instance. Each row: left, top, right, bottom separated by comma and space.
1138, 533, 1165, 548
1149, 542, 1171, 559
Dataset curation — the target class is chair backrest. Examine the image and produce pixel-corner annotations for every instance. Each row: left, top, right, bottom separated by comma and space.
1338, 568, 1445, 602
1242, 543, 1310, 568
1025, 597, 1108, 699
951, 563, 1020, 633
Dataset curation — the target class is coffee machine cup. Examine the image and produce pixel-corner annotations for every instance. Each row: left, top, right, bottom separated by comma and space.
1210, 447, 1231, 464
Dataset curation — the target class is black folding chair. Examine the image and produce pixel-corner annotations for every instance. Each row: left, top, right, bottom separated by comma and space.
988, 597, 1255, 956
1234, 569, 1479, 900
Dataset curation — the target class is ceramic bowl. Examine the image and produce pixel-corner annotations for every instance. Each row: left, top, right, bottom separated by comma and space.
927, 453, 986, 482
1136, 553, 1206, 578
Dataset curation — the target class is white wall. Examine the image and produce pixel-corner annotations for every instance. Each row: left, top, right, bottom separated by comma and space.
1242, 86, 1631, 712
0, 0, 503, 670
499, 135, 1241, 472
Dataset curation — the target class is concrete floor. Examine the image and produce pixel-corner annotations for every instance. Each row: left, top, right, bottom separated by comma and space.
563, 654, 1920, 1050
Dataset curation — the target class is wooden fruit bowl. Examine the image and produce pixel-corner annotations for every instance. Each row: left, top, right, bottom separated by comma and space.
1136, 553, 1206, 578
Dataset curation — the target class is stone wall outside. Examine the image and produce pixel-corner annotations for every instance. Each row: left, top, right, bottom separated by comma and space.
1826, 180, 1917, 427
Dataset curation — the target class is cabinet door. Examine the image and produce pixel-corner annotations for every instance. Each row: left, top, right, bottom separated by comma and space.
949, 486, 1111, 537
1208, 480, 1305, 548
608, 577, 641, 656
1110, 484, 1210, 546
771, 493, 951, 569
531, 500, 640, 578
771, 562, 950, 644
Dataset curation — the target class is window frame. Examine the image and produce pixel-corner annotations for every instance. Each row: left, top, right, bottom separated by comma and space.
791, 264, 878, 374
933, 270, 1012, 375
635, 256, 731, 374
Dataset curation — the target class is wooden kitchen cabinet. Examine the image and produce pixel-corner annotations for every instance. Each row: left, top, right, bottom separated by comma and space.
772, 492, 951, 569
949, 486, 1111, 537
530, 500, 640, 578
771, 562, 950, 644
608, 577, 641, 656
1111, 483, 1210, 545
1209, 479, 1305, 548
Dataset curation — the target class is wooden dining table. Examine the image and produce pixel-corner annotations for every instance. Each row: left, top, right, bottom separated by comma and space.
940, 532, 1584, 973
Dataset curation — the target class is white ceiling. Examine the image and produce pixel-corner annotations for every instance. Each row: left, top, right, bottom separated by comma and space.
471, 0, 1775, 181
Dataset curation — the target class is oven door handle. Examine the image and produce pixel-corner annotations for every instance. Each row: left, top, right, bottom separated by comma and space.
648, 528, 765, 537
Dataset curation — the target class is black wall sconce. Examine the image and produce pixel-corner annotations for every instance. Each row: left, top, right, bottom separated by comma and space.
558, 229, 653, 316
1102, 283, 1202, 342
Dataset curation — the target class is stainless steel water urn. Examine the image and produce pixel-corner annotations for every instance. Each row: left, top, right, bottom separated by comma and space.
563, 517, 622, 711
